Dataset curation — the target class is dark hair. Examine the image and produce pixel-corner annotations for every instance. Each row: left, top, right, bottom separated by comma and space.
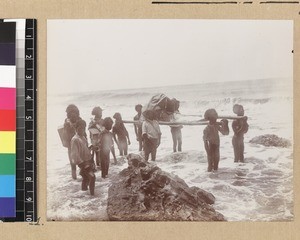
66, 104, 79, 114
142, 110, 155, 121
204, 109, 218, 121
103, 117, 113, 130
135, 104, 143, 111
92, 106, 103, 115
113, 112, 122, 120
233, 104, 243, 114
75, 119, 86, 130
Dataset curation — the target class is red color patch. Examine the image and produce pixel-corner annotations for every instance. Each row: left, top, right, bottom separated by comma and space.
0, 109, 16, 131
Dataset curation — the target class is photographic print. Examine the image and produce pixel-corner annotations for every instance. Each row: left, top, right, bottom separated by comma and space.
47, 19, 293, 221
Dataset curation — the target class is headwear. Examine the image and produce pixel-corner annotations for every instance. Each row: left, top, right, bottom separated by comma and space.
204, 109, 218, 121
92, 106, 103, 115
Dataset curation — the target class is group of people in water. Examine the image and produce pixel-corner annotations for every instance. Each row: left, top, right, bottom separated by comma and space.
60, 100, 248, 196
203, 105, 248, 172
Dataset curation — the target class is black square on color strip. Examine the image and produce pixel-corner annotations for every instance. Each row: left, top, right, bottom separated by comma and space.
0, 22, 16, 43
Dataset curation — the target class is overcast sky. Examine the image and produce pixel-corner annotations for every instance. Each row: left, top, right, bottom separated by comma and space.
47, 19, 293, 95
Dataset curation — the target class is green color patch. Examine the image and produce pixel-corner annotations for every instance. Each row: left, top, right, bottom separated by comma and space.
0, 154, 15, 175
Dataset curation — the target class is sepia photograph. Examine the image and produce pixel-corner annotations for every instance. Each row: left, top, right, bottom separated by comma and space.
47, 19, 293, 221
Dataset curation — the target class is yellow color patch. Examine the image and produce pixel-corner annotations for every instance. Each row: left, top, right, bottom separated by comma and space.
0, 131, 16, 153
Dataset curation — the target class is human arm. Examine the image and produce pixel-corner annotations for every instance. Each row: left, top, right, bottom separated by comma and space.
218, 119, 229, 135
63, 119, 75, 147
157, 122, 162, 147
109, 134, 117, 164
124, 126, 131, 145
232, 119, 248, 135
203, 128, 210, 153
124, 124, 131, 145
112, 127, 120, 149
241, 117, 249, 134
157, 133, 161, 147
142, 121, 148, 141
70, 138, 82, 165
133, 116, 139, 137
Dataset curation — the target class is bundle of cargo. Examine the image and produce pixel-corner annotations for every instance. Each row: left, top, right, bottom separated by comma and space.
142, 93, 177, 121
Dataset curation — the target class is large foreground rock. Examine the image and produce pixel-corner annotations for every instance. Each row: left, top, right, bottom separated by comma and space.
107, 154, 225, 221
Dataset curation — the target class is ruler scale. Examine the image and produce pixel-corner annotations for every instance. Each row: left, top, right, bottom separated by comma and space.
24, 19, 37, 222
1, 19, 37, 222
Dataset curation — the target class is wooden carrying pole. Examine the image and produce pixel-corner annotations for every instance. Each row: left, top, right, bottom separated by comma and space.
122, 115, 246, 126
123, 120, 212, 126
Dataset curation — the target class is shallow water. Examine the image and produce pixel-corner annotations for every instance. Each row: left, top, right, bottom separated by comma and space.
47, 79, 293, 221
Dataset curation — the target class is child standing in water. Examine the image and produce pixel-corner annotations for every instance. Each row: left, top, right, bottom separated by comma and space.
142, 110, 161, 161
203, 109, 229, 172
232, 104, 249, 163
63, 104, 85, 180
88, 106, 104, 167
133, 104, 143, 151
99, 117, 118, 178
169, 99, 183, 152
71, 119, 96, 195
112, 112, 131, 156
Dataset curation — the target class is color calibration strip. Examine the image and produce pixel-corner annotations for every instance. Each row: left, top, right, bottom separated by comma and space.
4, 19, 27, 222
0, 19, 37, 222
0, 21, 16, 218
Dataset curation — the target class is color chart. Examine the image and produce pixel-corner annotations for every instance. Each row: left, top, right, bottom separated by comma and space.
0, 19, 37, 222
0, 21, 16, 218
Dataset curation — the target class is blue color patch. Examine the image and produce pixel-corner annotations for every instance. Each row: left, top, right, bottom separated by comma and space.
0, 175, 15, 197
0, 197, 15, 217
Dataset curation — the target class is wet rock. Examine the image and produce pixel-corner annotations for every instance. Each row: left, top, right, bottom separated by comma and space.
250, 134, 291, 148
107, 153, 225, 221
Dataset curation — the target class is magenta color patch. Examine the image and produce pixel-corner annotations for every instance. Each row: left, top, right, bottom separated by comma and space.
0, 88, 16, 110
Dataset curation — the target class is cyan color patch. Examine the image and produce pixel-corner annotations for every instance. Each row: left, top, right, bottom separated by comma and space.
0, 175, 15, 197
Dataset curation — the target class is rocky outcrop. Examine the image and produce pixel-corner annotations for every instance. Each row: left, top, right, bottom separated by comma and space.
250, 134, 291, 148
107, 153, 225, 221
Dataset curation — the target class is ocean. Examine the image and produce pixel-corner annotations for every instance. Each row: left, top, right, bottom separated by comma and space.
47, 78, 293, 221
